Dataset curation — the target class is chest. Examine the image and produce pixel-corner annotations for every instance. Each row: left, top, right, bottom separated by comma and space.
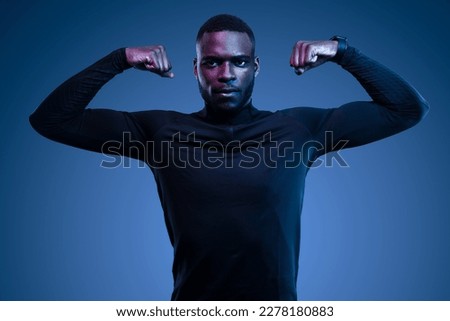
148, 114, 314, 170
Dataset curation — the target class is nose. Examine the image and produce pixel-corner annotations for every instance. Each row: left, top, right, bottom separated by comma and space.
218, 61, 236, 82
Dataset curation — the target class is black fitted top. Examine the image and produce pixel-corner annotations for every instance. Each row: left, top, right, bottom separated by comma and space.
29, 46, 428, 300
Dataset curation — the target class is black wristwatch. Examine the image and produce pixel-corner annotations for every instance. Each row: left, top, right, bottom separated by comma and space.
329, 35, 348, 63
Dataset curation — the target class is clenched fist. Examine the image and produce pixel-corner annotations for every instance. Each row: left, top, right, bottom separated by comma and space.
290, 40, 338, 75
125, 45, 174, 78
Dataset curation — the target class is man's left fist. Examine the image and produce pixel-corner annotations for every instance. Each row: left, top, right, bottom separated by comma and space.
290, 40, 338, 75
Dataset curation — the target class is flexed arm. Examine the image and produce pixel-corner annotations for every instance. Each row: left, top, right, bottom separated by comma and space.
288, 38, 429, 152
29, 46, 174, 158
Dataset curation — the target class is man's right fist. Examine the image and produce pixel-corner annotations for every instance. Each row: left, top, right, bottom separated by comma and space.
125, 45, 174, 78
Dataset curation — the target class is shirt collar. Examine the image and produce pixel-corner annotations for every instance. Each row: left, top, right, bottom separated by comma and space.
196, 100, 258, 125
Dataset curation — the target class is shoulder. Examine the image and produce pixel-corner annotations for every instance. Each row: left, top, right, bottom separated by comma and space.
126, 109, 193, 137
130, 109, 189, 119
276, 106, 334, 122
275, 106, 338, 138
127, 109, 198, 126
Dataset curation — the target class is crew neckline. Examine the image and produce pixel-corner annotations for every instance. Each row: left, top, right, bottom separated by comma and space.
195, 101, 258, 125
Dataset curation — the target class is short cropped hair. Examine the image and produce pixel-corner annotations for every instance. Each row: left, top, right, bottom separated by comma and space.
196, 14, 255, 51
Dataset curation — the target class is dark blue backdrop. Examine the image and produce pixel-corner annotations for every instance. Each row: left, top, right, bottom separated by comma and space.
1, 0, 449, 300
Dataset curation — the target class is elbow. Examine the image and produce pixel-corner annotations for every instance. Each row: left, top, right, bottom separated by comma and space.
414, 96, 430, 122
390, 97, 430, 131
401, 96, 430, 128
29, 111, 49, 138
29, 111, 43, 135
29, 110, 60, 140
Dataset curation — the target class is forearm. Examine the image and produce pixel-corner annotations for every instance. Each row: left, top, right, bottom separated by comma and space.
337, 46, 429, 124
29, 48, 131, 136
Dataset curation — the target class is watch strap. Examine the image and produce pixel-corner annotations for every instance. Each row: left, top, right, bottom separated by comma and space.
329, 35, 348, 63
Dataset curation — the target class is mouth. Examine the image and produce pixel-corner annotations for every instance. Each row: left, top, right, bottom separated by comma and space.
214, 87, 239, 93
213, 87, 240, 97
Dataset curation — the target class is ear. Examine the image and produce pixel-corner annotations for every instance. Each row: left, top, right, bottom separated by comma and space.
193, 58, 198, 78
254, 56, 260, 77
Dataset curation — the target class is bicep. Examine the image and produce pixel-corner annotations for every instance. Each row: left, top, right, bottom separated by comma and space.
316, 101, 418, 153
31, 107, 148, 160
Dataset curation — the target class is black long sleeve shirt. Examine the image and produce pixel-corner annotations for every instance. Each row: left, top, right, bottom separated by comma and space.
29, 46, 429, 300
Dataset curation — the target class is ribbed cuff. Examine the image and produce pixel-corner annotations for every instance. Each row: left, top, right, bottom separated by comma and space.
112, 47, 133, 71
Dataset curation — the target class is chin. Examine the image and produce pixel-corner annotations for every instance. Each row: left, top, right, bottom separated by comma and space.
210, 100, 241, 112
216, 104, 242, 113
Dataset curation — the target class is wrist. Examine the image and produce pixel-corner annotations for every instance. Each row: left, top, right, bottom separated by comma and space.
124, 47, 134, 66
113, 48, 133, 70
329, 35, 348, 63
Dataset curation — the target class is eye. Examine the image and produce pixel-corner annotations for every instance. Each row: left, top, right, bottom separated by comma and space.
202, 59, 220, 68
234, 59, 249, 67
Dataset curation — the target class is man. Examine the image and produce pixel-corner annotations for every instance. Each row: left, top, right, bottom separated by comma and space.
29, 14, 429, 300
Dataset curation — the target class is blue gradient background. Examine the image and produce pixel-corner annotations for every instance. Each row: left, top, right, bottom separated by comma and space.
1, 0, 449, 300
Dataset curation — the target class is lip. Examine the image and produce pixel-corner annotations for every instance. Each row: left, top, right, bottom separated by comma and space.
216, 92, 237, 97
213, 87, 240, 94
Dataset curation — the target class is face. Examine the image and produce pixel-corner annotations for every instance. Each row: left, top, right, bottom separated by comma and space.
194, 31, 259, 112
